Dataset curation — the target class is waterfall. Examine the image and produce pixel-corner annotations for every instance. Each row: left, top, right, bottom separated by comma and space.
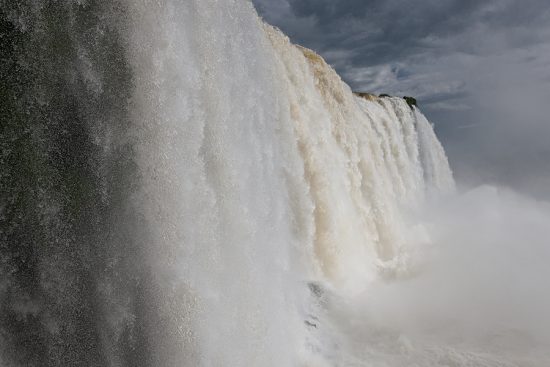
1, 1, 455, 366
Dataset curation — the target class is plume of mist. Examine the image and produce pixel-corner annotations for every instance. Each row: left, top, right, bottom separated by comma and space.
324, 185, 550, 365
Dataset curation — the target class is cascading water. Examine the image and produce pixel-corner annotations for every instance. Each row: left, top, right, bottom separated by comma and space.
3, 1, 549, 367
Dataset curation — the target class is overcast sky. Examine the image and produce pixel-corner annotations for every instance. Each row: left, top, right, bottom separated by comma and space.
252, 0, 550, 198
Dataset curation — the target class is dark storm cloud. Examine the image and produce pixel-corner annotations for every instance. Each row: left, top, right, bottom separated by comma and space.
253, 0, 550, 198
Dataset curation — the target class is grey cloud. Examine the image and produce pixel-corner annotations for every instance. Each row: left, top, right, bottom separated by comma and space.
254, 0, 550, 93
253, 0, 550, 198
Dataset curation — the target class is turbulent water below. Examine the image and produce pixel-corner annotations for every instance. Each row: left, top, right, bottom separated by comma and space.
1, 1, 549, 366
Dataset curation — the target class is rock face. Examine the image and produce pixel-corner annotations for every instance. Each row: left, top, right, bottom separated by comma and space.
403, 96, 418, 108
353, 92, 417, 109
353, 92, 379, 101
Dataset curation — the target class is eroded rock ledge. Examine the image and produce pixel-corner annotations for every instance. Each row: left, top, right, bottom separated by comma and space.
353, 92, 418, 109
